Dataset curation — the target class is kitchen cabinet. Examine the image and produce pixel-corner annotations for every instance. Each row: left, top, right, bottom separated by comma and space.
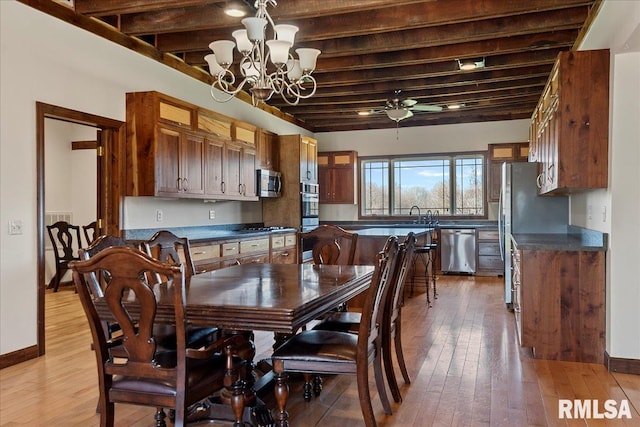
299, 136, 318, 184
126, 91, 259, 201
271, 233, 297, 264
263, 134, 319, 229
191, 233, 297, 273
529, 49, 609, 195
487, 143, 529, 202
318, 151, 357, 204
517, 244, 605, 363
476, 228, 503, 276
256, 129, 279, 171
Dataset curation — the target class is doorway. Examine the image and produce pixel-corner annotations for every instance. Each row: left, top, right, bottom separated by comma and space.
36, 102, 125, 356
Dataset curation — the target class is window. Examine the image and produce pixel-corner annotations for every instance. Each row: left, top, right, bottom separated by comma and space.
360, 153, 485, 218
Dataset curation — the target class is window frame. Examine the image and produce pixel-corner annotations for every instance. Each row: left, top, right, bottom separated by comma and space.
357, 150, 488, 221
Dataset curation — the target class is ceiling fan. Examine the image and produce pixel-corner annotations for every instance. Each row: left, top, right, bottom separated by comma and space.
362, 90, 443, 122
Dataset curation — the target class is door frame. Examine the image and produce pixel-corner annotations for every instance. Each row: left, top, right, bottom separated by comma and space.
36, 102, 125, 356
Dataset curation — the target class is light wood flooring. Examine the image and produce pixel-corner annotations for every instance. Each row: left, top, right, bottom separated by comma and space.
1, 276, 639, 426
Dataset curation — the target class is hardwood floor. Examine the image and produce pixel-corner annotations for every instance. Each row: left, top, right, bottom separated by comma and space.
1, 276, 638, 426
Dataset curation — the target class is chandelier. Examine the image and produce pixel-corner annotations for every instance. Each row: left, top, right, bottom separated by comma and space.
204, 0, 321, 107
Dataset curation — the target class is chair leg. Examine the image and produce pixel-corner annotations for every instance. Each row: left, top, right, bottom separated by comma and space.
274, 371, 290, 427
356, 363, 379, 427
301, 373, 313, 401
154, 408, 167, 427
382, 330, 402, 403
230, 380, 247, 427
312, 375, 322, 397
373, 354, 392, 416
394, 322, 411, 385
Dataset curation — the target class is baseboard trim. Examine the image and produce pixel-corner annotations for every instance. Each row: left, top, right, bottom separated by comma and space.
0, 345, 39, 369
605, 351, 640, 375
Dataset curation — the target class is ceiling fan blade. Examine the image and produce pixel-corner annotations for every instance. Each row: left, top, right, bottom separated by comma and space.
411, 104, 443, 112
401, 99, 417, 107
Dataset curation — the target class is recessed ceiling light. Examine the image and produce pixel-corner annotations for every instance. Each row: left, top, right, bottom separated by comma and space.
225, 2, 247, 17
447, 103, 465, 110
358, 111, 371, 116
457, 58, 485, 71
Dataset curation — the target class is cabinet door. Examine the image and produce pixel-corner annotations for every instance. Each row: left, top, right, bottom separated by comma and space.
241, 148, 257, 197
182, 132, 205, 195
318, 166, 332, 203
300, 137, 317, 183
257, 130, 278, 170
156, 126, 181, 195
205, 137, 225, 196
225, 143, 243, 197
331, 168, 356, 203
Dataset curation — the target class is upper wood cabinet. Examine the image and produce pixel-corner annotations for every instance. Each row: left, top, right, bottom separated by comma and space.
126, 91, 258, 201
256, 129, 279, 171
299, 136, 318, 183
318, 151, 357, 204
487, 143, 529, 202
529, 49, 609, 195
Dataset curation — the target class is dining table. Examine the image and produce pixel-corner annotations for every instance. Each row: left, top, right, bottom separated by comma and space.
96, 262, 375, 426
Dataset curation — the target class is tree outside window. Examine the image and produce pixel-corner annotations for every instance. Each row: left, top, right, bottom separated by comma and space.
360, 153, 484, 218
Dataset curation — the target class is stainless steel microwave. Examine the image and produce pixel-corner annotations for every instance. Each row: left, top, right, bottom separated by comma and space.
257, 169, 282, 197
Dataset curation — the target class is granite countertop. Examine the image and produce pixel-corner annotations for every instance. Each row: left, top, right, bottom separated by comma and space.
354, 226, 432, 237
123, 225, 297, 243
331, 220, 497, 230
512, 226, 607, 251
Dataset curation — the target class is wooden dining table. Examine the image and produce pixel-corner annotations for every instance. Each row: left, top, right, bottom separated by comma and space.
97, 262, 375, 426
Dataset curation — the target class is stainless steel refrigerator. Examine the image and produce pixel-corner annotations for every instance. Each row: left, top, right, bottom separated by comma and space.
499, 162, 569, 307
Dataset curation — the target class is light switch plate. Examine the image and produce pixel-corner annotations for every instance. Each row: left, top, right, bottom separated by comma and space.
8, 220, 23, 235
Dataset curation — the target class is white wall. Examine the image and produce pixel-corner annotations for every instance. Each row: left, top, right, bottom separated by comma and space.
316, 119, 530, 221
0, 1, 307, 355
575, 0, 640, 360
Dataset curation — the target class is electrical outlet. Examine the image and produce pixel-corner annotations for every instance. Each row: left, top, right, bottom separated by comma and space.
587, 205, 592, 220
8, 220, 23, 235
156, 209, 163, 222
601, 205, 606, 222
209, 210, 216, 220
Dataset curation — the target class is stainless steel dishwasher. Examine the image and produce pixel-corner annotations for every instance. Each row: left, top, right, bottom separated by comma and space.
440, 228, 476, 274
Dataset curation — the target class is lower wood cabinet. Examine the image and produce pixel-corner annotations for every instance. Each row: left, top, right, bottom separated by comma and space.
191, 233, 297, 273
476, 228, 504, 276
519, 248, 605, 363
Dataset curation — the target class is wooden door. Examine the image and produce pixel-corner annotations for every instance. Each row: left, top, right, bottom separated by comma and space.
241, 147, 257, 197
156, 126, 181, 195
225, 142, 242, 197
182, 132, 205, 196
205, 137, 225, 196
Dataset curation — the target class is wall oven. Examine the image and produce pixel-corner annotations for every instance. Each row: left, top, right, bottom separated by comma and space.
300, 182, 319, 231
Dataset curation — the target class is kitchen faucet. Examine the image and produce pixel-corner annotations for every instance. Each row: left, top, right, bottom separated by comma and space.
409, 205, 421, 224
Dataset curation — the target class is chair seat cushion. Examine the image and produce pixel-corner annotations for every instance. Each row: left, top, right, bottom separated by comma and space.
272, 330, 358, 363
153, 325, 219, 350
110, 352, 227, 401
312, 312, 361, 333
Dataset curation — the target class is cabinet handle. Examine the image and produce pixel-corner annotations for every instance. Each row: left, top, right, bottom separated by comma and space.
193, 251, 206, 255
182, 178, 189, 191
513, 306, 521, 313
547, 164, 555, 182
221, 181, 225, 193
176, 178, 182, 191
536, 173, 544, 189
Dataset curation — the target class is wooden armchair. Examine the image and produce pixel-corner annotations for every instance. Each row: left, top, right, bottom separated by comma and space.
297, 224, 358, 265
46, 221, 82, 292
69, 246, 246, 427
271, 236, 400, 427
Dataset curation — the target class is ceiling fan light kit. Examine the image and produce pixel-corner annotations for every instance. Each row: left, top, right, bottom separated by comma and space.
457, 58, 485, 71
386, 108, 413, 122
205, 0, 321, 107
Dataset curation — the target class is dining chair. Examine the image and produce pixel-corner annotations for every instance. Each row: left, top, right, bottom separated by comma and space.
82, 220, 98, 246
297, 224, 358, 266
69, 246, 246, 427
143, 230, 219, 352
46, 220, 82, 292
313, 233, 417, 403
271, 236, 400, 427
409, 211, 438, 306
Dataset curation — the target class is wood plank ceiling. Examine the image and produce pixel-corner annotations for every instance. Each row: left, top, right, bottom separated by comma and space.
21, 0, 600, 132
